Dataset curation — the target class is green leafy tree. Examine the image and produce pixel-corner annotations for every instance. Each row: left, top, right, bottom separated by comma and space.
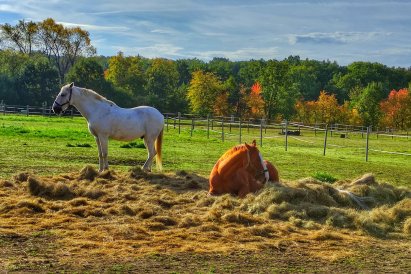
276, 85, 301, 120
258, 60, 290, 119
207, 57, 233, 81
145, 58, 179, 112
105, 52, 146, 97
187, 70, 223, 115
17, 56, 59, 105
355, 82, 385, 127
66, 58, 108, 92
332, 62, 390, 102
238, 59, 265, 88
288, 64, 321, 101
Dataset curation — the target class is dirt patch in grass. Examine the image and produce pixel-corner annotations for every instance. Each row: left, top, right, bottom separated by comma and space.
0, 168, 410, 272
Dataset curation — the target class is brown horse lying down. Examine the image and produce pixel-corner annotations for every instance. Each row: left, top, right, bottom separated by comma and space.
264, 160, 280, 183
209, 140, 279, 198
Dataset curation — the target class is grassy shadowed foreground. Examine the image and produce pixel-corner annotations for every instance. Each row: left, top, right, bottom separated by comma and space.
0, 115, 410, 272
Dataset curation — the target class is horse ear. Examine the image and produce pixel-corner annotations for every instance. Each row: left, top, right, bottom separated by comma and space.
69, 82, 74, 88
252, 140, 257, 146
244, 142, 251, 149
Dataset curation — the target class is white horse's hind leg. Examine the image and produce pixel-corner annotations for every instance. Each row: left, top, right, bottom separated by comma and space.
99, 136, 109, 171
142, 137, 156, 172
94, 136, 104, 172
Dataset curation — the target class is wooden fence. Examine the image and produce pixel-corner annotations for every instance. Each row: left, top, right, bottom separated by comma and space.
1, 103, 409, 161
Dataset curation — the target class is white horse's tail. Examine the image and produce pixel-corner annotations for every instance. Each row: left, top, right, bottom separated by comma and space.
155, 129, 163, 171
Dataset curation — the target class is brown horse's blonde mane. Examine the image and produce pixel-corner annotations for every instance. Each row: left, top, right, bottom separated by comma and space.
219, 144, 248, 160
81, 88, 117, 106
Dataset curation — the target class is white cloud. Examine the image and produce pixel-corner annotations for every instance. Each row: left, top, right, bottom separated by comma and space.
113, 43, 184, 59
192, 47, 279, 61
288, 32, 389, 45
58, 21, 129, 32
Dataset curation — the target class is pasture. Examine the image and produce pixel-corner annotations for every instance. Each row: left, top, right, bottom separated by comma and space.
0, 114, 410, 273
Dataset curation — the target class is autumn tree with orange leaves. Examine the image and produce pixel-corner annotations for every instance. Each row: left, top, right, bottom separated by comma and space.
380, 88, 411, 130
246, 82, 265, 118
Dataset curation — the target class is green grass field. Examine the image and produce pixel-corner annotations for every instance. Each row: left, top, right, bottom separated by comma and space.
0, 114, 410, 186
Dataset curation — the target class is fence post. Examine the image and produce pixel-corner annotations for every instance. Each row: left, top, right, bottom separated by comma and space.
247, 119, 250, 133
166, 114, 169, 132
190, 118, 194, 137
26, 105, 29, 116
2, 103, 5, 115
239, 118, 242, 144
229, 115, 233, 133
70, 108, 74, 118
260, 119, 263, 147
221, 117, 225, 142
366, 126, 370, 162
211, 117, 214, 130
207, 114, 210, 139
323, 124, 328, 156
285, 120, 288, 151
178, 112, 181, 134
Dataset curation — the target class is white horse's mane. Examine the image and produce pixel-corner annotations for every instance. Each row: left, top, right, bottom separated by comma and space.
81, 87, 117, 106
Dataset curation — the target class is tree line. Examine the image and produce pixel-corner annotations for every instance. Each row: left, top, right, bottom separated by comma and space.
1, 18, 410, 130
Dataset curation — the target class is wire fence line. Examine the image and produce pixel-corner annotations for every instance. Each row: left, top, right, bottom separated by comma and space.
1, 103, 410, 161
161, 113, 410, 162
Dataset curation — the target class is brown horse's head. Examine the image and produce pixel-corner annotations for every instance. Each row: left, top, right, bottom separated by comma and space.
244, 140, 269, 183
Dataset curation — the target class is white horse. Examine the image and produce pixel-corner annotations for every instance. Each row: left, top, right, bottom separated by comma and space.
52, 83, 164, 172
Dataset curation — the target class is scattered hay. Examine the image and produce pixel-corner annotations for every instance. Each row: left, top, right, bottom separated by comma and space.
176, 170, 188, 177
14, 172, 29, 182
211, 194, 240, 210
69, 198, 89, 207
119, 205, 136, 216
77, 188, 106, 200
79, 165, 98, 181
184, 180, 201, 189
98, 170, 116, 180
222, 212, 262, 225
129, 167, 147, 179
178, 214, 202, 228
350, 173, 377, 186
0, 180, 14, 188
403, 218, 411, 235
16, 200, 45, 213
248, 224, 277, 238
28, 177, 75, 200
310, 228, 344, 241
151, 215, 178, 226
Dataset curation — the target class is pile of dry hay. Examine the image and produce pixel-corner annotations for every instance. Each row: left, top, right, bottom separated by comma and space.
1, 166, 410, 241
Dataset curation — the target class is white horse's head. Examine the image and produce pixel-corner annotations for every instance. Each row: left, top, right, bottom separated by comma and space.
52, 82, 74, 114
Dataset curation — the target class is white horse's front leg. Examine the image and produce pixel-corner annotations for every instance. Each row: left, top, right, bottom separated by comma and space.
94, 136, 104, 172
142, 137, 156, 172
99, 136, 109, 171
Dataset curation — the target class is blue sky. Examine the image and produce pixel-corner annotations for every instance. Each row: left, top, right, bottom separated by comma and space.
1, 0, 411, 67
